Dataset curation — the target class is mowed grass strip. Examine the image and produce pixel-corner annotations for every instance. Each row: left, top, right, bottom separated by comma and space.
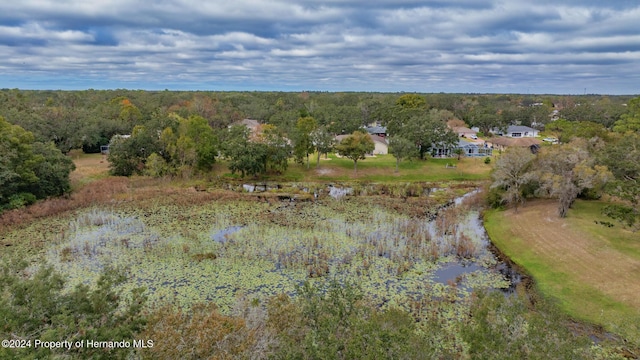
215, 153, 493, 182
484, 199, 640, 344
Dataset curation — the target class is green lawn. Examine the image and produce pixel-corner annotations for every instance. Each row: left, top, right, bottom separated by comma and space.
484, 200, 640, 345
215, 153, 493, 183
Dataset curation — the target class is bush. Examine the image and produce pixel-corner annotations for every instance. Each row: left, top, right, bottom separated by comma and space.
0, 263, 147, 359
487, 186, 506, 209
6, 192, 37, 210
267, 280, 433, 359
484, 157, 491, 164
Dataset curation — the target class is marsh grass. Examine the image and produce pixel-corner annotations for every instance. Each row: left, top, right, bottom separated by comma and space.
11, 186, 506, 316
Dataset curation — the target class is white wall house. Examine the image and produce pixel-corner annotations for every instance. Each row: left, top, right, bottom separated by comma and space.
504, 125, 539, 138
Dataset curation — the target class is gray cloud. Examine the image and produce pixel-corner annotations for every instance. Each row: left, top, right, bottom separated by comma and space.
0, 0, 638, 94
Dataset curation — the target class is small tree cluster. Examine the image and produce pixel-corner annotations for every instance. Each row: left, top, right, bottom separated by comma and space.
491, 140, 610, 217
108, 114, 217, 177
220, 124, 292, 178
0, 117, 75, 212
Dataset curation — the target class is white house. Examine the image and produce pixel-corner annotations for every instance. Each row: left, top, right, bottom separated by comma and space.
370, 135, 388, 155
503, 125, 539, 138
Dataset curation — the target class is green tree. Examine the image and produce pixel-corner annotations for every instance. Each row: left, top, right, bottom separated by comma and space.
0, 117, 74, 210
453, 147, 464, 161
220, 125, 267, 178
463, 291, 594, 359
465, 102, 506, 137
613, 96, 640, 133
179, 115, 217, 171
599, 133, 640, 230
268, 280, 431, 359
293, 116, 318, 169
545, 119, 609, 143
118, 98, 143, 126
107, 126, 161, 176
258, 124, 292, 173
0, 262, 146, 359
0, 116, 40, 207
387, 110, 457, 159
396, 93, 427, 109
335, 131, 375, 174
143, 152, 169, 178
28, 141, 75, 198
388, 136, 417, 172
151, 115, 217, 177
310, 126, 336, 167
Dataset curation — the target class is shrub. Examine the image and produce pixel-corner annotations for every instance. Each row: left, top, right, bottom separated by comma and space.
487, 186, 506, 209
0, 263, 147, 359
6, 192, 37, 210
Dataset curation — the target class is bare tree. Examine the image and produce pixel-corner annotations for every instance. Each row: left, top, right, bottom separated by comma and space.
491, 147, 536, 212
536, 139, 611, 217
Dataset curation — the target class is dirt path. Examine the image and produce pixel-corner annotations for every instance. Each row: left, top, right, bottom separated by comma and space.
501, 200, 640, 309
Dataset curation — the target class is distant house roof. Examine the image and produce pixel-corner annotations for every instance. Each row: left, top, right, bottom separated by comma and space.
457, 139, 479, 148
336, 134, 387, 145
371, 134, 388, 145
365, 126, 387, 135
452, 127, 477, 135
506, 125, 537, 133
236, 119, 260, 129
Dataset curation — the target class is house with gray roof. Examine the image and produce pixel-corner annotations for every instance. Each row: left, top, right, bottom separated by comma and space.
504, 125, 539, 138
365, 126, 387, 138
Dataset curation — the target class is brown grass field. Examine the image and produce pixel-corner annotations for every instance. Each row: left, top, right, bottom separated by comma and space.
485, 199, 640, 343
68, 150, 111, 187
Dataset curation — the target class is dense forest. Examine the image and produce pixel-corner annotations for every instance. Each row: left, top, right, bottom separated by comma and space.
1, 90, 633, 156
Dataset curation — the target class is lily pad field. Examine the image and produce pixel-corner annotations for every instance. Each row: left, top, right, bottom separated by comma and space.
6, 183, 506, 311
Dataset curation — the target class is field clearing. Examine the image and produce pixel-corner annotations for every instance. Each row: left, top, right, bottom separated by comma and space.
484, 199, 640, 344
68, 150, 110, 187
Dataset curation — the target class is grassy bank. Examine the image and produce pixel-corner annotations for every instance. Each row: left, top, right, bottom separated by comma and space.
72, 151, 493, 184
484, 199, 640, 345
214, 153, 493, 182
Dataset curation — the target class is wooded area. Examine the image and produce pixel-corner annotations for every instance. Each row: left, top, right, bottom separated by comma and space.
1, 89, 637, 225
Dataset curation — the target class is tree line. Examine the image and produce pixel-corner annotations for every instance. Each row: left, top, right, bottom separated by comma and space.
1, 89, 638, 210
0, 89, 633, 156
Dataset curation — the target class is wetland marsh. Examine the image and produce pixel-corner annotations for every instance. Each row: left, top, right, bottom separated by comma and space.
17, 183, 512, 313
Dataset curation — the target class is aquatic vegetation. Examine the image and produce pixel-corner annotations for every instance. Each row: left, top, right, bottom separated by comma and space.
37, 187, 509, 314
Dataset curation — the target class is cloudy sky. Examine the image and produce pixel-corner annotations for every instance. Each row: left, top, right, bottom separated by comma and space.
1, 0, 639, 94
